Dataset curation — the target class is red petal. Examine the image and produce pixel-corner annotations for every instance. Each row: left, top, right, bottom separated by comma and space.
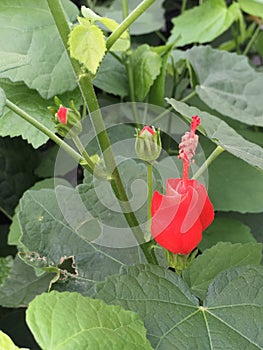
140, 126, 155, 136
57, 106, 68, 124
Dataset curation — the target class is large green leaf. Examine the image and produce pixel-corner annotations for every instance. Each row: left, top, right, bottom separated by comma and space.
238, 0, 263, 17
0, 52, 29, 74
131, 45, 162, 101
203, 265, 263, 347
69, 18, 106, 75
0, 0, 78, 99
183, 242, 262, 300
93, 54, 129, 97
26, 291, 152, 350
0, 136, 38, 216
166, 98, 263, 170
0, 79, 82, 148
0, 331, 26, 350
96, 0, 165, 35
96, 264, 263, 349
200, 217, 256, 251
168, 0, 240, 47
186, 45, 263, 126
0, 256, 55, 307
18, 184, 145, 294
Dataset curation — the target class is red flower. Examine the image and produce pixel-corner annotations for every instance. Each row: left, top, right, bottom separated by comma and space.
56, 106, 68, 124
150, 115, 214, 254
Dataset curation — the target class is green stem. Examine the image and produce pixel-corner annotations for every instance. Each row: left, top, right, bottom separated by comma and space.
0, 206, 12, 221
243, 24, 261, 56
181, 90, 197, 103
147, 162, 153, 221
122, 0, 129, 19
47, 0, 158, 264
106, 0, 157, 50
181, 0, 188, 13
125, 53, 140, 124
72, 135, 95, 171
192, 145, 225, 180
5, 98, 84, 164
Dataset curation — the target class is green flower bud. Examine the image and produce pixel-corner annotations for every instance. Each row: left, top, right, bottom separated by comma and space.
135, 126, 162, 162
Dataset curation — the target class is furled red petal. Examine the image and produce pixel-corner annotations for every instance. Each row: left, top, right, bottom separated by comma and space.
151, 178, 214, 255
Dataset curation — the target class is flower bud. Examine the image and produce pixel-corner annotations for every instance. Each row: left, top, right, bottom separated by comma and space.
135, 126, 161, 162
54, 104, 82, 139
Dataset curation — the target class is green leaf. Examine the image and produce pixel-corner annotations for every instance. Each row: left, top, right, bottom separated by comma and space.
200, 217, 256, 251
18, 185, 145, 293
69, 19, 106, 75
0, 87, 5, 115
168, 0, 240, 47
96, 264, 263, 349
26, 291, 153, 350
0, 256, 13, 286
81, 6, 130, 52
0, 331, 26, 350
96, 0, 165, 35
0, 136, 38, 216
238, 0, 263, 17
166, 98, 263, 170
0, 52, 29, 74
207, 150, 263, 213
203, 265, 263, 348
0, 0, 78, 99
186, 45, 263, 126
0, 256, 55, 307
8, 178, 71, 247
131, 45, 162, 101
183, 242, 262, 300
93, 54, 129, 97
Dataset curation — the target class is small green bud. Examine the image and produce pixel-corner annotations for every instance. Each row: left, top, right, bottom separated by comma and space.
135, 126, 162, 162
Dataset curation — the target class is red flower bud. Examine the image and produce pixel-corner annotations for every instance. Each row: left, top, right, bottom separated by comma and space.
56, 106, 68, 124
151, 178, 214, 254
